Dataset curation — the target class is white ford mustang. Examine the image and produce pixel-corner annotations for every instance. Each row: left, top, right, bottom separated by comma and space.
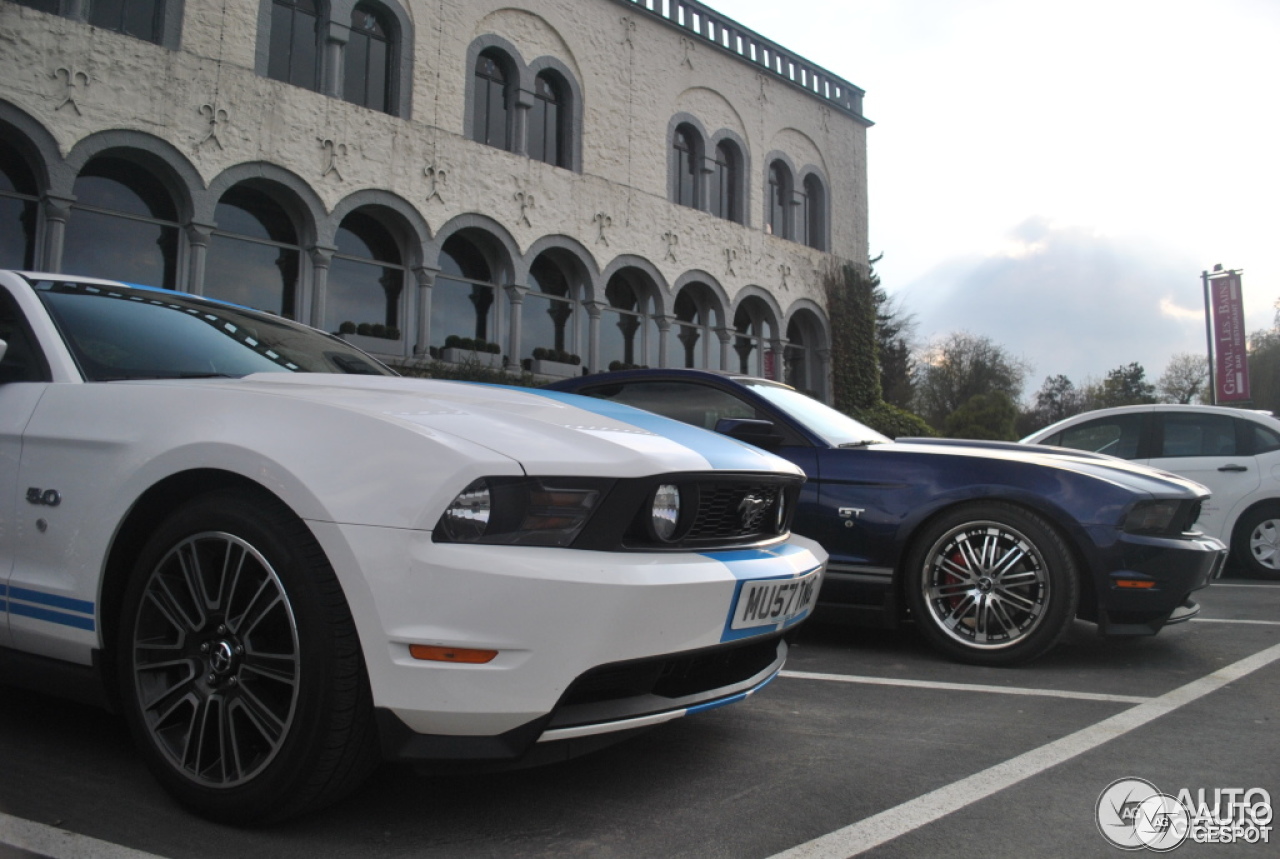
0, 271, 825, 823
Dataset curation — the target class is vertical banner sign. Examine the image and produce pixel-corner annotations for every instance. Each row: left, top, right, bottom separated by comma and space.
1211, 272, 1251, 402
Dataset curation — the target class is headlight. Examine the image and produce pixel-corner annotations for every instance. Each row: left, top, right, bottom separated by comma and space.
434, 477, 611, 547
1123, 500, 1183, 535
650, 483, 681, 542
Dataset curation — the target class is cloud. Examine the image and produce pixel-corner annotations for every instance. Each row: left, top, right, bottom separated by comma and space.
896, 219, 1210, 387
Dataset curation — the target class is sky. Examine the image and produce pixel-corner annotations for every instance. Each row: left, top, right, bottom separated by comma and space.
710, 0, 1280, 394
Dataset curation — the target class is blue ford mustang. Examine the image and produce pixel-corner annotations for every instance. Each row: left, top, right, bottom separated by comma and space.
548, 369, 1229, 665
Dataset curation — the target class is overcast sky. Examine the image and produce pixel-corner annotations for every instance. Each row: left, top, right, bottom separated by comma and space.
711, 0, 1280, 392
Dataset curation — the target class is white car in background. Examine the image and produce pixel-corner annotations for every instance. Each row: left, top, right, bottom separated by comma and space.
0, 271, 825, 823
1023, 404, 1280, 577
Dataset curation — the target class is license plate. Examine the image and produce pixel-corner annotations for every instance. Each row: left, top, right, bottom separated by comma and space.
731, 569, 821, 630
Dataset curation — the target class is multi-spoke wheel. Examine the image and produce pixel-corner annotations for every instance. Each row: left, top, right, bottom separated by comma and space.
118, 489, 378, 823
905, 502, 1079, 666
1233, 504, 1280, 579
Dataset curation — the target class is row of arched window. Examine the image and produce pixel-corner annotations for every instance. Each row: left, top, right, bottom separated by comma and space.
0, 124, 831, 396
12, 0, 831, 249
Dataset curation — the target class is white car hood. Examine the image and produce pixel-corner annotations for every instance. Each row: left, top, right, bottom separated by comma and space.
220, 373, 801, 478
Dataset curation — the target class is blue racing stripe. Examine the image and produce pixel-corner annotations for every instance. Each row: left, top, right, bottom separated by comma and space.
520, 388, 787, 472
7, 586, 96, 632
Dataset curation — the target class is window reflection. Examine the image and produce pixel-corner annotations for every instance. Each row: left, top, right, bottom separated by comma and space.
524, 255, 576, 360
64, 157, 179, 289
207, 185, 301, 318
327, 210, 405, 342
433, 235, 496, 348
0, 139, 38, 270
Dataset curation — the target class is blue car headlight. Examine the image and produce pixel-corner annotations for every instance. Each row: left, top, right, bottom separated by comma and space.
435, 477, 612, 547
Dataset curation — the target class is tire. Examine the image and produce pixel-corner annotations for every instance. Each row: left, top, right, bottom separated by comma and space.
1232, 504, 1280, 579
116, 488, 379, 823
904, 502, 1080, 666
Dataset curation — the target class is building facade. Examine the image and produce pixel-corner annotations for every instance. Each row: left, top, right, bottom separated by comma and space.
0, 0, 869, 399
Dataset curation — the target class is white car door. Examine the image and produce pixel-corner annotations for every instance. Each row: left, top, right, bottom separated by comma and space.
1148, 411, 1259, 542
0, 284, 51, 647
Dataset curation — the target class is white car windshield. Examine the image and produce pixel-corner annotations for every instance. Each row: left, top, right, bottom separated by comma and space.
740, 378, 890, 447
34, 279, 394, 381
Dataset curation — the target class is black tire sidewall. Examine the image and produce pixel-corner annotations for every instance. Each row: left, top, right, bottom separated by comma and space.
904, 502, 1080, 666
116, 488, 355, 822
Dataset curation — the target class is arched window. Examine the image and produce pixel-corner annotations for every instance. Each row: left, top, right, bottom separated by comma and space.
327, 211, 406, 344
345, 4, 393, 113
433, 235, 497, 349
710, 140, 740, 223
672, 125, 700, 209
268, 0, 320, 91
529, 72, 566, 168
767, 160, 793, 240
88, 0, 164, 43
525, 255, 577, 361
0, 138, 39, 271
63, 157, 180, 289
802, 174, 826, 250
472, 51, 512, 151
206, 185, 302, 319
786, 313, 826, 399
734, 302, 772, 377
601, 273, 655, 370
669, 284, 720, 371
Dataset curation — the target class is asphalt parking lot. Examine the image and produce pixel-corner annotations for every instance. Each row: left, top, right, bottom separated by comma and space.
1, 573, 1277, 859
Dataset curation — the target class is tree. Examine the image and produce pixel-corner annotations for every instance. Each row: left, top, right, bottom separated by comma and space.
873, 281, 917, 411
913, 331, 1029, 431
1018, 374, 1086, 436
1096, 362, 1156, 408
1158, 353, 1209, 404
1247, 297, 1280, 412
944, 391, 1019, 440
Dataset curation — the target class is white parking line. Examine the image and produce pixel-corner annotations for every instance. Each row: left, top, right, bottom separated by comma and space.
779, 671, 1151, 704
769, 640, 1280, 859
1193, 617, 1280, 625
0, 813, 169, 859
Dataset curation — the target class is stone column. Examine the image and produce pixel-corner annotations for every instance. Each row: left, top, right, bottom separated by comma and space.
584, 300, 604, 374
412, 266, 436, 356
308, 246, 335, 332
185, 223, 215, 296
505, 283, 527, 370
41, 196, 73, 273
716, 326, 733, 372
655, 315, 672, 368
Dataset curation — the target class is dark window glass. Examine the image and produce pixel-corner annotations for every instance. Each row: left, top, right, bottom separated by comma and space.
803, 174, 824, 250
344, 5, 392, 113
768, 162, 790, 239
1250, 422, 1280, 455
434, 236, 496, 348
669, 287, 718, 370
0, 286, 49, 383
328, 211, 404, 338
64, 158, 179, 289
673, 127, 698, 209
710, 141, 737, 221
581, 381, 759, 431
207, 186, 301, 319
269, 0, 320, 91
1054, 414, 1145, 459
1160, 413, 1237, 457
529, 74, 564, 167
88, 0, 162, 43
472, 52, 511, 150
602, 273, 646, 368
34, 280, 392, 379
525, 256, 574, 357
12, 0, 61, 14
0, 139, 39, 270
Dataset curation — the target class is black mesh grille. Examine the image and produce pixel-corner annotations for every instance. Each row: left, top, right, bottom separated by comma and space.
687, 482, 783, 541
558, 635, 783, 707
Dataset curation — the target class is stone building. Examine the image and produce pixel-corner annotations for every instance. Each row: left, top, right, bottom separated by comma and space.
0, 0, 869, 400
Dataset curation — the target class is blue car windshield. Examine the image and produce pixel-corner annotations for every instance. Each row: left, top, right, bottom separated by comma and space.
34, 280, 394, 381
741, 379, 890, 447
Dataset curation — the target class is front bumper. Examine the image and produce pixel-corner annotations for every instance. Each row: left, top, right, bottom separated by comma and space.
311, 522, 825, 762
1094, 531, 1227, 635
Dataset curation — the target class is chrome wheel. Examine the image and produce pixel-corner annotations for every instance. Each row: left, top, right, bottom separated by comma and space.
130, 531, 300, 789
906, 502, 1078, 665
1248, 516, 1279, 571
921, 520, 1050, 649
